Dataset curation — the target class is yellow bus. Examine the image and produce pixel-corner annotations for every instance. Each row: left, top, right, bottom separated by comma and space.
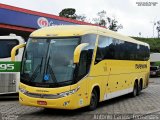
13, 25, 150, 110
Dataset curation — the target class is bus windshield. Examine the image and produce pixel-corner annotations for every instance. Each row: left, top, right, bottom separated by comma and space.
21, 37, 80, 87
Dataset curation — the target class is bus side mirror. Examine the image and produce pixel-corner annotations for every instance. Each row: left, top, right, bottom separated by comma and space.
73, 43, 89, 64
11, 43, 26, 61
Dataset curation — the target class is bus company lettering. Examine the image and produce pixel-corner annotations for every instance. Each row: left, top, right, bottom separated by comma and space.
37, 17, 64, 28
135, 64, 147, 69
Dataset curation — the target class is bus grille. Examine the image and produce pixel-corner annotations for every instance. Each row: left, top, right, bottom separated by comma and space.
25, 92, 60, 99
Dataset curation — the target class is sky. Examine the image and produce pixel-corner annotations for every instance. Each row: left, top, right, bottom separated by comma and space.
0, 0, 160, 37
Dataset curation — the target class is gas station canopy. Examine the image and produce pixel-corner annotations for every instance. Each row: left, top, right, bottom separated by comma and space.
0, 3, 92, 39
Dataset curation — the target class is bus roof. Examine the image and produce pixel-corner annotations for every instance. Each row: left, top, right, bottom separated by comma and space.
30, 25, 149, 47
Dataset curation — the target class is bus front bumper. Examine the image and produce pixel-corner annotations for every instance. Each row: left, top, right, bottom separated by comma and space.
19, 92, 86, 110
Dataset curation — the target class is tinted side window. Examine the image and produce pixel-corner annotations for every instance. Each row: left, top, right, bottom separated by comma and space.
139, 45, 150, 60
95, 36, 113, 63
111, 38, 126, 60
81, 34, 97, 72
112, 40, 150, 61
95, 36, 149, 62
0, 40, 19, 58
76, 34, 97, 80
76, 51, 87, 80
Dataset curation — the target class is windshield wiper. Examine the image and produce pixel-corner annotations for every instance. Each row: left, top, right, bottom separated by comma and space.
30, 65, 40, 81
48, 64, 57, 83
30, 57, 43, 81
44, 56, 57, 83
40, 57, 43, 73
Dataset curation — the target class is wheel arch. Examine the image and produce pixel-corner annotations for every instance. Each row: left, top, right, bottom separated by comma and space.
90, 84, 100, 102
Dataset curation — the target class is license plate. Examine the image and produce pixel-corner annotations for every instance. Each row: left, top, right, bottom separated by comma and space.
37, 101, 47, 105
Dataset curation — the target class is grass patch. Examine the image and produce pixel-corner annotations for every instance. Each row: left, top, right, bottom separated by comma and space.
132, 37, 160, 52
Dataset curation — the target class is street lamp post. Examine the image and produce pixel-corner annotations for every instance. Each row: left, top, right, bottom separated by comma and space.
156, 21, 160, 38
150, 21, 156, 38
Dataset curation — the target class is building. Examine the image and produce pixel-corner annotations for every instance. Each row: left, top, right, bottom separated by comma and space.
150, 53, 160, 67
150, 53, 160, 62
150, 52, 160, 65
0, 3, 93, 39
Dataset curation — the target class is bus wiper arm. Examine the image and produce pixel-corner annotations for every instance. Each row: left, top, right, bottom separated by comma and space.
30, 58, 43, 81
44, 56, 57, 84
40, 57, 43, 73
30, 65, 40, 81
48, 64, 57, 83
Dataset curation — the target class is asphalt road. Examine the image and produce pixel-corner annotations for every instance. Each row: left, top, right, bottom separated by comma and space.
0, 77, 160, 120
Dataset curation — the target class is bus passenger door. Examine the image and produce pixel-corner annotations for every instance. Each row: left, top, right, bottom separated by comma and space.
89, 35, 110, 101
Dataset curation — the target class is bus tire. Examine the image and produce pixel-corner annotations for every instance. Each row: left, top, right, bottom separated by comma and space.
131, 81, 138, 97
88, 89, 98, 111
137, 80, 143, 95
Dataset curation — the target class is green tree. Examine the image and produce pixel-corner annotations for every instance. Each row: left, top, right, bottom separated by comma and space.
108, 19, 123, 31
93, 10, 123, 31
59, 8, 77, 19
59, 8, 87, 22
76, 14, 87, 22
93, 10, 107, 26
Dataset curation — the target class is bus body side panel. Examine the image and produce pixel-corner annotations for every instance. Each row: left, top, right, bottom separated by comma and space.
89, 58, 149, 102
89, 60, 109, 102
74, 77, 91, 107
103, 60, 149, 100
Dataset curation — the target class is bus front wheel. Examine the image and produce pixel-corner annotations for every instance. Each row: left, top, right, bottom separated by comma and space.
88, 89, 98, 111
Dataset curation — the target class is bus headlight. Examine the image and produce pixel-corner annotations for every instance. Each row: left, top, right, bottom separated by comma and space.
58, 86, 80, 97
19, 87, 27, 94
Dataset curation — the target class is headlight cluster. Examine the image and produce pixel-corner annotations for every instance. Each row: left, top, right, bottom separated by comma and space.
19, 86, 80, 99
19, 87, 27, 94
58, 86, 80, 97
